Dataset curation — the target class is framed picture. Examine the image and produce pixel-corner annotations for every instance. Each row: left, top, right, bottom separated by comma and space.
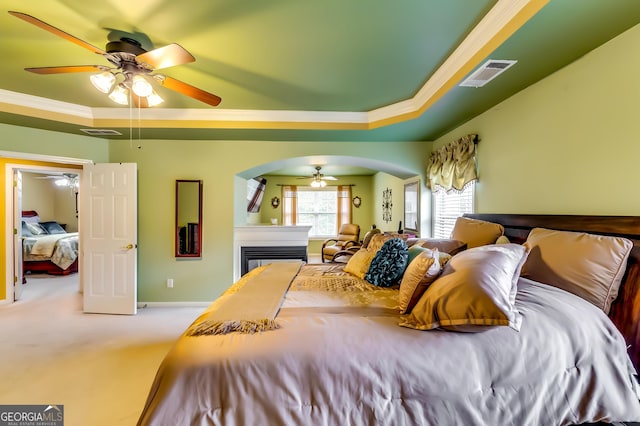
404, 181, 419, 233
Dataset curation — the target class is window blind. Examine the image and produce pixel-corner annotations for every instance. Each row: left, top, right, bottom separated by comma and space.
432, 181, 475, 239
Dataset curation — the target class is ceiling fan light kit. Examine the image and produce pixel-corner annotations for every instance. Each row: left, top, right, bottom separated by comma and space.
8, 11, 222, 108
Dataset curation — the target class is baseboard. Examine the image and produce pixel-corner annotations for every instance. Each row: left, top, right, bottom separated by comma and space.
137, 301, 210, 308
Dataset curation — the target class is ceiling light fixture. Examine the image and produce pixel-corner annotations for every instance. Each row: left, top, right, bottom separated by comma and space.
90, 70, 164, 107
89, 71, 116, 93
311, 178, 326, 188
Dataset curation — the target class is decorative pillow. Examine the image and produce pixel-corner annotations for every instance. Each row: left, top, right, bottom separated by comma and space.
398, 248, 442, 314
26, 222, 48, 235
367, 233, 400, 254
520, 227, 633, 313
419, 239, 467, 256
496, 235, 511, 244
400, 244, 528, 332
344, 249, 376, 279
361, 228, 382, 249
40, 221, 66, 234
407, 245, 428, 265
365, 238, 409, 287
21, 221, 33, 237
451, 217, 504, 248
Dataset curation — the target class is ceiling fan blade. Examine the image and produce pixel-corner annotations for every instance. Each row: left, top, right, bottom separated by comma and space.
25, 65, 104, 74
136, 43, 195, 70
9, 11, 106, 55
323, 176, 339, 181
159, 76, 221, 107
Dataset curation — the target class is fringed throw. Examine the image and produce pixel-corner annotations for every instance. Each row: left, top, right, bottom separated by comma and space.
187, 261, 303, 336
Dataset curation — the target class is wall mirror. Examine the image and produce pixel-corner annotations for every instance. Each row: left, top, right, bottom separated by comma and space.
404, 181, 419, 234
175, 180, 203, 258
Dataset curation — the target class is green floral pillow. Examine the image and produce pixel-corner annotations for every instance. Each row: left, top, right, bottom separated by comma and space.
365, 238, 409, 287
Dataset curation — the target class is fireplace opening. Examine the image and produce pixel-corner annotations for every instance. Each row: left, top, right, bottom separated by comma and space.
241, 246, 308, 276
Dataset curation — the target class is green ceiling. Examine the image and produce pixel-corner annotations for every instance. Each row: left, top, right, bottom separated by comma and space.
1, 0, 640, 141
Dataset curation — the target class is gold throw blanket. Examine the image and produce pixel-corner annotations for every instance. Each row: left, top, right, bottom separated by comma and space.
187, 261, 303, 336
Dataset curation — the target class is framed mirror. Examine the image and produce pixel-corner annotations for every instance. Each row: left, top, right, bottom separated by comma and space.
175, 180, 203, 258
404, 181, 419, 234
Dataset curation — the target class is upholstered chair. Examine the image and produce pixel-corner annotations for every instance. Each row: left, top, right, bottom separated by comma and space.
321, 223, 361, 262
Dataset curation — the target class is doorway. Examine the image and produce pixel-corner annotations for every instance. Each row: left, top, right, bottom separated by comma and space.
19, 170, 80, 301
5, 162, 86, 305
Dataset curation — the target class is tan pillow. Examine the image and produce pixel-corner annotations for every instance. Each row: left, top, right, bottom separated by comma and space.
400, 244, 527, 332
343, 248, 376, 279
367, 233, 395, 254
520, 228, 632, 313
398, 248, 442, 314
362, 228, 382, 248
419, 239, 467, 256
451, 217, 504, 248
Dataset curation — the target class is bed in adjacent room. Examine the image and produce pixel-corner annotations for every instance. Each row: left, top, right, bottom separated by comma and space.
21, 210, 79, 277
137, 214, 640, 425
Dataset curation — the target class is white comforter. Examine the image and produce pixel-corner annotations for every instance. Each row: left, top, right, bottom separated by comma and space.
138, 269, 640, 425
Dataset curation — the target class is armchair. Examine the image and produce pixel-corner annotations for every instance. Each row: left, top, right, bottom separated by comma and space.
321, 223, 360, 263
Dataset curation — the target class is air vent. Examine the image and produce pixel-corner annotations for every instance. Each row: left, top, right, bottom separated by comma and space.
459, 60, 517, 88
80, 129, 122, 136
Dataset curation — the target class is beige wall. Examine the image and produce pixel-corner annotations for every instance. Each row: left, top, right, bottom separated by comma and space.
22, 173, 78, 232
434, 23, 640, 216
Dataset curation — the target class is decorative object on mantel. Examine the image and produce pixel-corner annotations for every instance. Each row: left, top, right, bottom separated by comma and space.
426, 133, 478, 192
352, 196, 362, 208
271, 196, 280, 208
382, 188, 392, 223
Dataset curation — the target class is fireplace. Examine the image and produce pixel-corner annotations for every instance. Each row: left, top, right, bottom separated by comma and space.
240, 246, 308, 276
234, 225, 311, 280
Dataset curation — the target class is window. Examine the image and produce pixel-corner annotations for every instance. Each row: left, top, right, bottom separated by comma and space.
282, 185, 352, 238
432, 181, 475, 238
296, 188, 337, 237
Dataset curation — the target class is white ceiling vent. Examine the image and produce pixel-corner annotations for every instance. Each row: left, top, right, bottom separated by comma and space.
80, 129, 122, 136
459, 59, 517, 88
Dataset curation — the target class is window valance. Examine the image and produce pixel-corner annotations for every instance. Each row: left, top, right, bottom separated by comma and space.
426, 134, 478, 193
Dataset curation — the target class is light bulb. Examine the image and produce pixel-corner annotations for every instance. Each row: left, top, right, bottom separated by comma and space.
108, 84, 129, 105
146, 90, 164, 107
90, 71, 115, 94
131, 75, 153, 97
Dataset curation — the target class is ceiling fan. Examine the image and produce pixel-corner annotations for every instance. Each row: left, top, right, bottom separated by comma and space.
297, 166, 338, 188
8, 11, 221, 108
35, 172, 79, 189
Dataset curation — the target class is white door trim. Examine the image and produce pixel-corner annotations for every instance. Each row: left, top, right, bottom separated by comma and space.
3, 160, 92, 305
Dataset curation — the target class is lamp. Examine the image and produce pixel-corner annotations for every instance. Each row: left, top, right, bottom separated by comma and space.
108, 84, 130, 105
131, 75, 153, 97
311, 178, 326, 188
90, 71, 164, 107
90, 71, 116, 93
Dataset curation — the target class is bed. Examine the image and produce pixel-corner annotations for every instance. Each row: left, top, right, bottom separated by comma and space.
21, 210, 78, 277
137, 214, 640, 425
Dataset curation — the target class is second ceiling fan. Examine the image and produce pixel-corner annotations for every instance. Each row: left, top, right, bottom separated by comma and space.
298, 166, 338, 187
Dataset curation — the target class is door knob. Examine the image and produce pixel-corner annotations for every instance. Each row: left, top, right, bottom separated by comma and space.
122, 243, 136, 250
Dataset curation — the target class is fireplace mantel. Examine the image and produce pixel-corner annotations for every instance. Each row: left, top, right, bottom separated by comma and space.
233, 225, 311, 281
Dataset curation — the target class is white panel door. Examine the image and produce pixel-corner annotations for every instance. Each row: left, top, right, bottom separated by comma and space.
82, 163, 137, 315
13, 170, 23, 301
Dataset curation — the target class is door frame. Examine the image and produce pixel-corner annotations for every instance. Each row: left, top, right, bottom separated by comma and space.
3, 157, 92, 305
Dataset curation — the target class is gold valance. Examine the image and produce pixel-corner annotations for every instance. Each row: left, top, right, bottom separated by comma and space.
426, 134, 478, 192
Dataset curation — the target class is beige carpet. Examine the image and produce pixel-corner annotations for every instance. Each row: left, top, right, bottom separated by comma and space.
0, 274, 204, 426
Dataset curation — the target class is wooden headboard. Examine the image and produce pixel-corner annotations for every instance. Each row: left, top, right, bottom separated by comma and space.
466, 214, 640, 371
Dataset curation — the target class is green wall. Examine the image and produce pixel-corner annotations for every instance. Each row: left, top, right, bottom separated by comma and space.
258, 174, 375, 255
434, 23, 640, 216
108, 140, 431, 302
